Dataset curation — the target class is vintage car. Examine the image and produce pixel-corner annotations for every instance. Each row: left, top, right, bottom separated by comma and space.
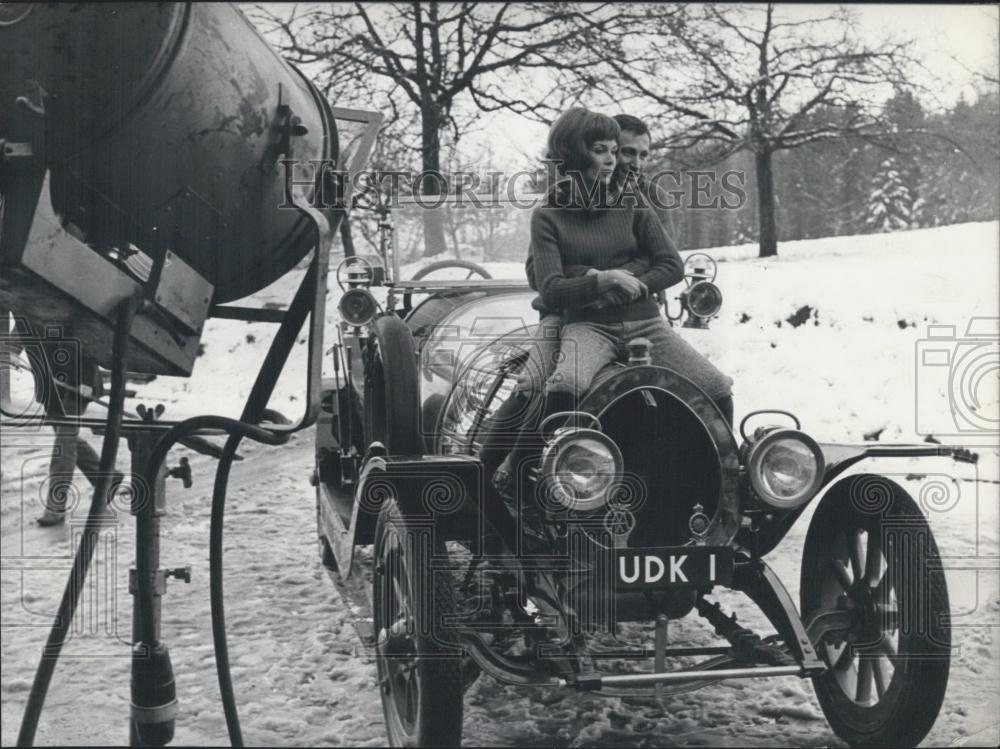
314, 197, 975, 749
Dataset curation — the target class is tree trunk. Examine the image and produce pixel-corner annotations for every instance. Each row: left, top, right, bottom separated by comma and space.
755, 149, 778, 257
420, 107, 448, 258
446, 207, 462, 258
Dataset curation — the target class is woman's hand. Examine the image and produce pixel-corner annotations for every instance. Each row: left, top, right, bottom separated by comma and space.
596, 269, 648, 300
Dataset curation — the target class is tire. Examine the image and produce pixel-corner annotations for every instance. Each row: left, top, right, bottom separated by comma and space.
373, 497, 464, 747
364, 315, 421, 455
800, 476, 950, 747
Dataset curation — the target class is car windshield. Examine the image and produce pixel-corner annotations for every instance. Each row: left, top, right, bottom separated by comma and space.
345, 190, 543, 283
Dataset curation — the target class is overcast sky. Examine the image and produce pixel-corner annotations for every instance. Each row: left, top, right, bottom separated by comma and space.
255, 2, 999, 164
485, 3, 999, 162
825, 3, 997, 98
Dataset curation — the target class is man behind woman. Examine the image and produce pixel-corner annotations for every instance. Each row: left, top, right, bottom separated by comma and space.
491, 108, 733, 494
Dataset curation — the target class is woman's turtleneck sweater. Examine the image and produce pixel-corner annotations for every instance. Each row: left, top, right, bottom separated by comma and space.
528, 180, 684, 323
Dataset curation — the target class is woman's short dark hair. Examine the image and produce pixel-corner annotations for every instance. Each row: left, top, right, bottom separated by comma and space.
545, 107, 620, 176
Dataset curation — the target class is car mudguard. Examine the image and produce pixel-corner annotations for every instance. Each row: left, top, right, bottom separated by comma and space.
351, 453, 486, 548
748, 442, 976, 557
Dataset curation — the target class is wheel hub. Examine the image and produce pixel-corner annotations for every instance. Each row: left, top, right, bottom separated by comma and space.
853, 586, 883, 644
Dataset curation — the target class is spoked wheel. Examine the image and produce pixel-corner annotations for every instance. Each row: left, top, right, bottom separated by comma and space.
801, 477, 950, 747
401, 259, 492, 314
373, 497, 464, 747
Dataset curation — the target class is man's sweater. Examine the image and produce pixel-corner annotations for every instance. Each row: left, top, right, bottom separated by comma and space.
528, 195, 684, 324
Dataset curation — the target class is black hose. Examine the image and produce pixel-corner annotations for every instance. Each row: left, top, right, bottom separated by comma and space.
130, 417, 288, 651
17, 297, 139, 747
18, 241, 316, 745
15, 361, 287, 744
127, 416, 287, 749
210, 434, 245, 746
140, 417, 288, 488
207, 252, 318, 747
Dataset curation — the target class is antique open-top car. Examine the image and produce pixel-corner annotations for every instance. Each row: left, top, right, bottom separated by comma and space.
312, 191, 978, 748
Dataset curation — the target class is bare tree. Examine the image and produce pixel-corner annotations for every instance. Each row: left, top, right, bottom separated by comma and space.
249, 1, 621, 257
598, 3, 919, 257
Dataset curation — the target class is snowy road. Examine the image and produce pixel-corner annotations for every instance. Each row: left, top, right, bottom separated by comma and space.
2, 432, 997, 747
3, 221, 998, 746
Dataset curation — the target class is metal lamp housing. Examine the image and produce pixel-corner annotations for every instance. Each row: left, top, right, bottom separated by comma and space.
539, 427, 624, 512
683, 280, 724, 320
338, 288, 378, 327
745, 428, 826, 511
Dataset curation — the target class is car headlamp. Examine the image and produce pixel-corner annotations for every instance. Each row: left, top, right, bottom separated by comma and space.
338, 288, 378, 326
682, 280, 723, 319
746, 428, 825, 510
540, 428, 623, 512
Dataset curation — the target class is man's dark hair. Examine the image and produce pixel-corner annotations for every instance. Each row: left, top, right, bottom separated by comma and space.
613, 113, 649, 137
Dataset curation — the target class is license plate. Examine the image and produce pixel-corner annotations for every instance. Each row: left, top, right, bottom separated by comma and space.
614, 546, 734, 589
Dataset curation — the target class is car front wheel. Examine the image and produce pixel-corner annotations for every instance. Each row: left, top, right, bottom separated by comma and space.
801, 475, 950, 747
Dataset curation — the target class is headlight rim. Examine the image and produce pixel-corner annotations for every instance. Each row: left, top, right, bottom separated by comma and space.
540, 427, 623, 512
746, 428, 825, 510
684, 280, 724, 319
338, 287, 379, 326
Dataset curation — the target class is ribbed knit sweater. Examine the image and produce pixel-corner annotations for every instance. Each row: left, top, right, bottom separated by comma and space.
528, 193, 684, 324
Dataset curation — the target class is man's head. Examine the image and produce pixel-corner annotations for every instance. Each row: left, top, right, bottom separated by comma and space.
612, 114, 651, 178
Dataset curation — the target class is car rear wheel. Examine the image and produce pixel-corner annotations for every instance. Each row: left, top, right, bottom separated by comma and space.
801, 476, 950, 747
373, 496, 464, 747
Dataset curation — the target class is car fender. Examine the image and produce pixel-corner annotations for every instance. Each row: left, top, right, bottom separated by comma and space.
351, 453, 487, 547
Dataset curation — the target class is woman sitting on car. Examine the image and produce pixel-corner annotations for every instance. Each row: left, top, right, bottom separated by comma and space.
492, 107, 733, 494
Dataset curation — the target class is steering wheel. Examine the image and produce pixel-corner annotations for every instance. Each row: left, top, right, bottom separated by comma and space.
335, 255, 376, 292
401, 259, 492, 314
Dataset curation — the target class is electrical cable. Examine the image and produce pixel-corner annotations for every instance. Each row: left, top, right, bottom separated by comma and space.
17, 297, 139, 747
17, 190, 325, 746
131, 415, 289, 650
14, 329, 290, 746
127, 416, 288, 749
204, 249, 320, 747
210, 434, 245, 747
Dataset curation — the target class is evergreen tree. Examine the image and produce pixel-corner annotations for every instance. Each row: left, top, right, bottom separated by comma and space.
867, 158, 912, 232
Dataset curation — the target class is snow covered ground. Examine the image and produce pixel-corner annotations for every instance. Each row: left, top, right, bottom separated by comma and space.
2, 221, 998, 746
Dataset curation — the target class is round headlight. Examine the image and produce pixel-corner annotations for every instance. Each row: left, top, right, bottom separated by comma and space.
540, 429, 623, 512
747, 429, 825, 510
684, 280, 723, 319
338, 288, 378, 326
